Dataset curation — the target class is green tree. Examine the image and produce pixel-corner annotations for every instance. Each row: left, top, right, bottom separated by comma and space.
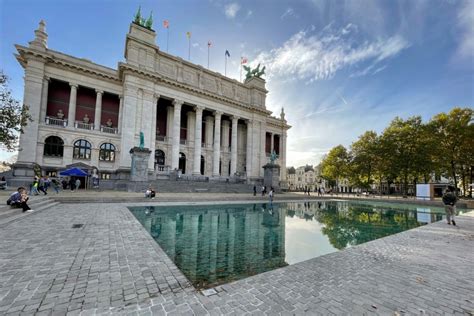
321, 145, 350, 192
379, 116, 432, 196
430, 107, 474, 193
0, 71, 32, 151
349, 131, 379, 191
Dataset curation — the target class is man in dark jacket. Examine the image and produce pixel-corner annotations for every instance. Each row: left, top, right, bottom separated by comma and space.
442, 186, 458, 225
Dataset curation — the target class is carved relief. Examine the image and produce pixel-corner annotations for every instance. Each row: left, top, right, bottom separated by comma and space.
203, 75, 217, 93
183, 69, 197, 86
222, 83, 233, 98
160, 61, 176, 78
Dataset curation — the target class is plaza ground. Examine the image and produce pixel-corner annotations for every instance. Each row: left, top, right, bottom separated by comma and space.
0, 192, 473, 315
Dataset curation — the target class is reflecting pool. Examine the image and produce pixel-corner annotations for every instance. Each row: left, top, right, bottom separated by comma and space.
129, 201, 445, 289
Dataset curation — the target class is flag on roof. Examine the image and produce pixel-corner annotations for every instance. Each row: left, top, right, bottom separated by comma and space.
225, 50, 230, 57
163, 20, 169, 28
186, 31, 191, 38
241, 57, 248, 64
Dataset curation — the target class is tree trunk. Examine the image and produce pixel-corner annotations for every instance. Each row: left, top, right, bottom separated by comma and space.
451, 160, 458, 190
461, 165, 466, 197
470, 165, 473, 198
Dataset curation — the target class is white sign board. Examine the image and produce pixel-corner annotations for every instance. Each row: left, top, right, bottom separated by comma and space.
416, 184, 431, 200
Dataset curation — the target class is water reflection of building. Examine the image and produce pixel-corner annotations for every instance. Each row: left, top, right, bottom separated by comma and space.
135, 204, 286, 288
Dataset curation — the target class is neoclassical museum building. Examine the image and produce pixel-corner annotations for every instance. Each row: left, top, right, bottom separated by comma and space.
12, 19, 290, 186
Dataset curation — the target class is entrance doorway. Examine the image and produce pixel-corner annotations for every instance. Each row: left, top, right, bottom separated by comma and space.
179, 152, 186, 174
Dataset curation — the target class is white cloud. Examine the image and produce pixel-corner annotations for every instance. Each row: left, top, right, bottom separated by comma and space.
224, 3, 240, 19
456, 1, 474, 60
281, 8, 296, 19
253, 24, 409, 82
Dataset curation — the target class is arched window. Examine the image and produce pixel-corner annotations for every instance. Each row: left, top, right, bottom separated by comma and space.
155, 149, 165, 166
44, 136, 64, 157
99, 143, 115, 162
73, 139, 91, 159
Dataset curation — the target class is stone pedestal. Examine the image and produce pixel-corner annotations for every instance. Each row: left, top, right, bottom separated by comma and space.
263, 163, 281, 191
130, 147, 151, 182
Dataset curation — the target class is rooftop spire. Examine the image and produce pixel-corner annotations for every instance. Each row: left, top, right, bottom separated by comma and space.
29, 20, 48, 50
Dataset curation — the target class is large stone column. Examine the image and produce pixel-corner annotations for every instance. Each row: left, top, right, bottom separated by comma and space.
193, 105, 204, 175
149, 93, 159, 170
281, 132, 287, 181
67, 83, 78, 127
205, 116, 214, 147
94, 89, 103, 130
230, 116, 239, 176
246, 120, 252, 179
260, 123, 267, 176
166, 105, 174, 141
212, 111, 222, 176
118, 95, 123, 132
171, 99, 183, 170
270, 132, 274, 153
16, 60, 45, 164
39, 76, 49, 124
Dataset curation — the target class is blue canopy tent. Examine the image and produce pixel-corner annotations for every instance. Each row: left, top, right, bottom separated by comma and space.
59, 168, 88, 177
60, 168, 88, 189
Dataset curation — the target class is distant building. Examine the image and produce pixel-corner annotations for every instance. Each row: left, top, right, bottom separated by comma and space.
287, 164, 327, 192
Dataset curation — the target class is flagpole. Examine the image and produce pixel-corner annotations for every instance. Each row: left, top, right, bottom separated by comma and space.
167, 28, 169, 53
240, 57, 242, 82
207, 45, 210, 69
225, 54, 227, 76
188, 37, 191, 61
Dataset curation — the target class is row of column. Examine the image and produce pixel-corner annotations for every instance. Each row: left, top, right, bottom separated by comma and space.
168, 100, 251, 177
40, 78, 122, 131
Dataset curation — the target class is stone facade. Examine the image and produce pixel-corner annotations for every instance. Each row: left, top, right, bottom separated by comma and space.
13, 21, 290, 184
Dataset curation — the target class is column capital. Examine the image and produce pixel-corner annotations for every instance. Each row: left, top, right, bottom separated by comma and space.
153, 93, 161, 101
194, 105, 205, 113
231, 115, 240, 122
69, 83, 78, 89
214, 110, 223, 117
118, 94, 123, 100
44, 76, 50, 82
95, 89, 104, 95
172, 99, 184, 107
245, 118, 253, 125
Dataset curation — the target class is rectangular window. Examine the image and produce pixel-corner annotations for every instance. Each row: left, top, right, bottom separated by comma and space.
100, 173, 111, 180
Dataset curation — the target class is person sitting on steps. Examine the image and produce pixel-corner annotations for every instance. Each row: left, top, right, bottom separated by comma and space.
6, 187, 33, 212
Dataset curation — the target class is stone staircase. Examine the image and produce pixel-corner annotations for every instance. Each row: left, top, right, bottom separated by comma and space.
115, 179, 257, 194
0, 195, 60, 227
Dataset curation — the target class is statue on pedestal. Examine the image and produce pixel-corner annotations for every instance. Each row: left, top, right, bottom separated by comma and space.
269, 150, 278, 164
139, 131, 145, 149
106, 118, 113, 127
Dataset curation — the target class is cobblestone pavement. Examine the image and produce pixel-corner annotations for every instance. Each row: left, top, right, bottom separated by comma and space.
0, 202, 473, 315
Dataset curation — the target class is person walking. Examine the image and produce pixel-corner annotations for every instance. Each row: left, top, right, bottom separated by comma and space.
269, 187, 274, 204
75, 178, 81, 191
69, 177, 76, 191
442, 185, 458, 225
253, 185, 257, 196
38, 176, 47, 195
31, 176, 40, 195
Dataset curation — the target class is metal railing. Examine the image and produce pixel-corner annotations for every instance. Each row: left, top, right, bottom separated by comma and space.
101, 126, 118, 134
45, 116, 67, 127
75, 121, 94, 130
180, 139, 187, 145
156, 135, 169, 142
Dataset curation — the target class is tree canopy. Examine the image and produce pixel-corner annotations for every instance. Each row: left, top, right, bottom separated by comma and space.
320, 107, 473, 196
0, 71, 32, 151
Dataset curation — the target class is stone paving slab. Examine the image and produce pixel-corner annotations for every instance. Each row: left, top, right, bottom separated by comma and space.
0, 202, 473, 315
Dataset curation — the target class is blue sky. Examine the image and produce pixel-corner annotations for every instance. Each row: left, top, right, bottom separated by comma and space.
1, 0, 473, 166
